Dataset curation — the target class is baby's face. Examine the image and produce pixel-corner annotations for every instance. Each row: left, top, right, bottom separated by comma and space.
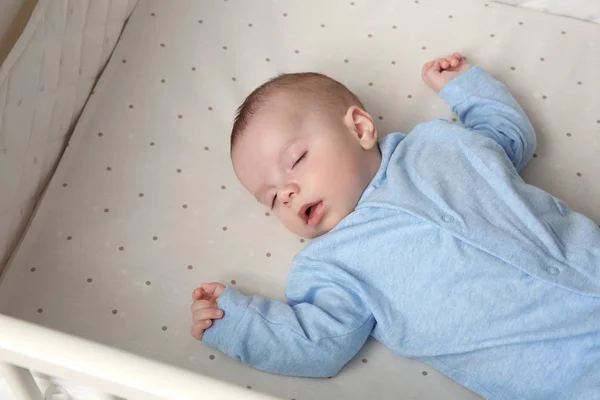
232, 92, 380, 239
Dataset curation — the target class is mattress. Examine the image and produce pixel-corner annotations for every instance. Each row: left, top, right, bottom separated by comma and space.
1, 0, 598, 399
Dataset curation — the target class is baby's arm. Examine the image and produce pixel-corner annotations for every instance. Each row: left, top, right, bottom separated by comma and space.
423, 53, 536, 172
191, 263, 375, 378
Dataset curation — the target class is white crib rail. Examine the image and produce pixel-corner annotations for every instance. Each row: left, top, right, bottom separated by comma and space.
0, 314, 276, 400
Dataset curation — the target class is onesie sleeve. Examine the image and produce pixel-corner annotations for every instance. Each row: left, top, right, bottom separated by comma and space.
201, 262, 375, 377
440, 66, 536, 172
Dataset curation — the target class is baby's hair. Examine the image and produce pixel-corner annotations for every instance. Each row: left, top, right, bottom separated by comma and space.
230, 72, 364, 152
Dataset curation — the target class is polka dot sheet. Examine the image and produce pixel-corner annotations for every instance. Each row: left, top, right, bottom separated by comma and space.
1, 1, 598, 399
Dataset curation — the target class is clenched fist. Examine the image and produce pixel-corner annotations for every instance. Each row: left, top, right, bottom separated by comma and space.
190, 282, 226, 341
422, 52, 472, 93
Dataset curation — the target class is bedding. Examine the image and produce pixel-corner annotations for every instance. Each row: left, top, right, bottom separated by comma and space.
1, 0, 598, 399
0, 0, 137, 277
494, 0, 600, 23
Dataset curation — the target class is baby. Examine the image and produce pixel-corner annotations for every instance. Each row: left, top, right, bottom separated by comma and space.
190, 52, 600, 399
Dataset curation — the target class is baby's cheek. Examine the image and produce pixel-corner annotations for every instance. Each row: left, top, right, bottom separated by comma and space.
280, 212, 302, 235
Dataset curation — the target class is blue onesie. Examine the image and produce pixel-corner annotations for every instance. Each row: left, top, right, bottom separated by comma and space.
203, 66, 600, 400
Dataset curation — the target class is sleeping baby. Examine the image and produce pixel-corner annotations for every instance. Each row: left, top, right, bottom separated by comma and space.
190, 52, 600, 399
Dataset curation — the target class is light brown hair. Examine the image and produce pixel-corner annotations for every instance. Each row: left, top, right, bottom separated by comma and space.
230, 72, 364, 152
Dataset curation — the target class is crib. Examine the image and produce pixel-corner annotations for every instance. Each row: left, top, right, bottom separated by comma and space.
0, 0, 598, 399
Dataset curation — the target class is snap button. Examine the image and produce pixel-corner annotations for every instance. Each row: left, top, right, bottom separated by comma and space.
442, 214, 454, 223
546, 266, 560, 276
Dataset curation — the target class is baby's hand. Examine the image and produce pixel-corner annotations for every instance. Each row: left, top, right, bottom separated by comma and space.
190, 282, 226, 341
422, 52, 473, 93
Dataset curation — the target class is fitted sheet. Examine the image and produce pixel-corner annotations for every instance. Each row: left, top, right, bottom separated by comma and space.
1, 0, 599, 399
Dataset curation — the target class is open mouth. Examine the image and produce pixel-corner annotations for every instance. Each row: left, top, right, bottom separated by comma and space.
299, 200, 325, 227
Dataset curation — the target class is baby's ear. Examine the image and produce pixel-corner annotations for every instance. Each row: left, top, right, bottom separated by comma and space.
344, 106, 378, 150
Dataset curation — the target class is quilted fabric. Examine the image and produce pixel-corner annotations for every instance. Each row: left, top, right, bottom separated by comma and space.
1, 0, 599, 399
494, 0, 600, 23
0, 0, 138, 275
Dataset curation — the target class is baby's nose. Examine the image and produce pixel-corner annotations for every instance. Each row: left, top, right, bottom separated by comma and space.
282, 191, 295, 207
